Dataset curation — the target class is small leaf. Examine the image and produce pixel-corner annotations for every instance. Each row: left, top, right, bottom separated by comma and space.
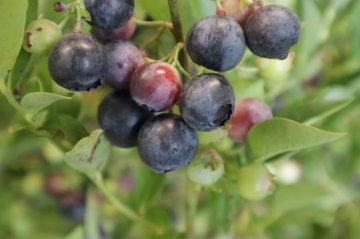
245, 118, 346, 163
64, 129, 111, 174
0, 0, 28, 80
21, 92, 72, 112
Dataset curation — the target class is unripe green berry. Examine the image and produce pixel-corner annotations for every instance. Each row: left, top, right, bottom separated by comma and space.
237, 164, 275, 201
187, 149, 224, 186
23, 19, 62, 55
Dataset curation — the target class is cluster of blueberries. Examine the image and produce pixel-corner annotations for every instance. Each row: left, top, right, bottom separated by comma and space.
46, 0, 300, 173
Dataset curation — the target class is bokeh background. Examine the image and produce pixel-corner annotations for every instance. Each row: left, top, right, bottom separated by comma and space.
0, 0, 360, 238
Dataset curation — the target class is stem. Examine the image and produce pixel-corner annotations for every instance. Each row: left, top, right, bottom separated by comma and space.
171, 43, 184, 66
176, 62, 191, 80
73, 0, 83, 32
132, 17, 173, 29
167, 0, 184, 42
167, 0, 189, 75
89, 173, 163, 234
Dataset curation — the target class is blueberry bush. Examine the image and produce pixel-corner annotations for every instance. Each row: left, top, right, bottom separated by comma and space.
0, 0, 360, 238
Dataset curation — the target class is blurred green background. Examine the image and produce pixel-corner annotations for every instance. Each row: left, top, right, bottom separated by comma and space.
0, 0, 360, 238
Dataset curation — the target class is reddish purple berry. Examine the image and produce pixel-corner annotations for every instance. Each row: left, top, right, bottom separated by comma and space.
54, 1, 66, 12
228, 98, 273, 142
130, 62, 182, 112
104, 41, 143, 90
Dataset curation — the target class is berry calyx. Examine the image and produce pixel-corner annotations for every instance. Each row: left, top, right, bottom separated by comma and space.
244, 5, 301, 60
23, 19, 62, 55
85, 0, 134, 29
130, 62, 182, 112
48, 32, 108, 91
228, 98, 273, 143
186, 15, 246, 71
104, 41, 143, 90
97, 90, 153, 148
179, 73, 235, 131
138, 113, 199, 173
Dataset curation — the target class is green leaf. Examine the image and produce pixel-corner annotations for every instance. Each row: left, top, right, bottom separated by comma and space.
21, 92, 72, 112
64, 129, 111, 174
9, 0, 39, 88
245, 118, 346, 163
0, 0, 28, 80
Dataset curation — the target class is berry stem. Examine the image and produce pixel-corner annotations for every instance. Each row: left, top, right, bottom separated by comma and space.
74, 4, 82, 32
171, 42, 184, 66
132, 17, 173, 29
89, 173, 163, 234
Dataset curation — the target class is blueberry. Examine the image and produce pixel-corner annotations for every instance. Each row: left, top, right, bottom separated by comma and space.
97, 90, 153, 148
85, 0, 134, 29
244, 5, 300, 59
48, 33, 108, 91
185, 15, 246, 71
138, 114, 198, 173
179, 73, 235, 131
104, 40, 143, 90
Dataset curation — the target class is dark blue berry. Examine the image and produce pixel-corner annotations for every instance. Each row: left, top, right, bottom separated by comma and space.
98, 91, 153, 148
244, 5, 300, 59
85, 0, 134, 29
179, 73, 235, 131
48, 33, 108, 91
186, 15, 246, 71
138, 114, 198, 173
